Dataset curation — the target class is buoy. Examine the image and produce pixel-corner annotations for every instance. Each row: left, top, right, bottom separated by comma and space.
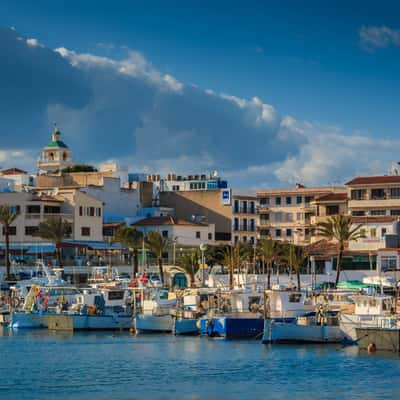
367, 342, 376, 353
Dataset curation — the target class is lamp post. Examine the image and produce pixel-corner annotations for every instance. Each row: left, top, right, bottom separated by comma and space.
199, 243, 207, 286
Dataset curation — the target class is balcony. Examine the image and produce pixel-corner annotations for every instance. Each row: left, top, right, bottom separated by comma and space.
233, 207, 256, 215
256, 204, 270, 213
349, 197, 400, 209
26, 213, 41, 220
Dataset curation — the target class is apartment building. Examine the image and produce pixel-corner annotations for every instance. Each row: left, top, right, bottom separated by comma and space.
257, 184, 346, 245
231, 190, 258, 245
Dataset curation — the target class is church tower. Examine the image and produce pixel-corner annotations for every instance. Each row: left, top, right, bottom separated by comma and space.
37, 125, 73, 174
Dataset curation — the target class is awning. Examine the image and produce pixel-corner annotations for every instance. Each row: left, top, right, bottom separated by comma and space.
62, 241, 126, 251
26, 244, 55, 254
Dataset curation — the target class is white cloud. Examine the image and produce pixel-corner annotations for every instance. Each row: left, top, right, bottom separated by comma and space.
26, 38, 44, 48
359, 25, 400, 51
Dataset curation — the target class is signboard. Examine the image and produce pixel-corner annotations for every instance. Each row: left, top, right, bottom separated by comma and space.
221, 188, 232, 205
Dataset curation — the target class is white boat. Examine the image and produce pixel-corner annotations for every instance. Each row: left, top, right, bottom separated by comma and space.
135, 289, 175, 333
263, 308, 344, 344
339, 294, 399, 342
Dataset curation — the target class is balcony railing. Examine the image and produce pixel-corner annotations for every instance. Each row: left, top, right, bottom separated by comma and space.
233, 208, 256, 214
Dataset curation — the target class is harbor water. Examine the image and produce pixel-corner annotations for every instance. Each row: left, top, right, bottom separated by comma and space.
0, 328, 399, 400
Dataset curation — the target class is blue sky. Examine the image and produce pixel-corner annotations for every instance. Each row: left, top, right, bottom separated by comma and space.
0, 1, 400, 187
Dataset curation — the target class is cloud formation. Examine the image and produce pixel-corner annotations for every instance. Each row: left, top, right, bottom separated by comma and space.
359, 25, 400, 51
0, 27, 398, 188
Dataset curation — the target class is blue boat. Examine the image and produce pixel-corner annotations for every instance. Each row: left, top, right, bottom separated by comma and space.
199, 316, 264, 339
174, 317, 199, 335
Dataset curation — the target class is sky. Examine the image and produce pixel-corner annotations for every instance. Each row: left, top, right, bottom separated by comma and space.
0, 0, 400, 188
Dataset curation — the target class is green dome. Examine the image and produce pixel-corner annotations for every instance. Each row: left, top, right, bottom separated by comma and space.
47, 127, 68, 148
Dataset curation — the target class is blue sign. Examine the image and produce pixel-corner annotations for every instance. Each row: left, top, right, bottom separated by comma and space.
221, 189, 231, 205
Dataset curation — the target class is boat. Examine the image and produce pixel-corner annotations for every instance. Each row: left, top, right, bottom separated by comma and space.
262, 305, 344, 344
199, 289, 264, 339
339, 293, 399, 342
134, 288, 176, 333
173, 288, 216, 335
355, 326, 400, 352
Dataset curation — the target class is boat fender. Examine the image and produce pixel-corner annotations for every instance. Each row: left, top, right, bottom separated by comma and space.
10, 297, 20, 309
367, 343, 376, 353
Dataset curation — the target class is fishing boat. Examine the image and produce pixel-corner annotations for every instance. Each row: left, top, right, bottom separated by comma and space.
339, 293, 399, 342
355, 325, 400, 352
199, 289, 264, 339
173, 288, 216, 335
262, 304, 344, 344
134, 288, 176, 333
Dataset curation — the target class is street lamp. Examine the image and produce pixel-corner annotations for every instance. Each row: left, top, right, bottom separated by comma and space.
199, 243, 207, 286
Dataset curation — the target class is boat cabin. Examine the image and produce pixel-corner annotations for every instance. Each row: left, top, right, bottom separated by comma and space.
353, 295, 395, 316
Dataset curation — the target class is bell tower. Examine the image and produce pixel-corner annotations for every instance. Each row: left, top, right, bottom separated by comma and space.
37, 124, 73, 174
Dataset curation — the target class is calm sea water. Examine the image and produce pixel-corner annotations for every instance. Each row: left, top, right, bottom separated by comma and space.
0, 328, 399, 400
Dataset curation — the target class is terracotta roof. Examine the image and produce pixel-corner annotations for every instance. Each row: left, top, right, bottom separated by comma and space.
133, 216, 206, 227
351, 216, 399, 224
304, 239, 340, 257
0, 168, 28, 175
103, 222, 125, 228
315, 193, 348, 202
345, 175, 400, 185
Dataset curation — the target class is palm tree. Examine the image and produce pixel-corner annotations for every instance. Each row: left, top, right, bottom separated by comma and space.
223, 242, 247, 290
37, 216, 71, 267
180, 251, 199, 287
280, 242, 307, 290
0, 204, 18, 280
145, 231, 169, 285
317, 214, 365, 286
257, 238, 278, 289
114, 226, 143, 279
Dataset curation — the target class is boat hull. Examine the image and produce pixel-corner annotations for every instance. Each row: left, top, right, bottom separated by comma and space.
47, 314, 133, 330
262, 319, 344, 344
174, 318, 199, 335
9, 312, 48, 329
356, 327, 400, 352
199, 317, 264, 339
135, 314, 174, 333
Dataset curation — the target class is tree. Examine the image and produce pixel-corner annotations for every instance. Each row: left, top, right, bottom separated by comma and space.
0, 204, 18, 279
280, 243, 307, 290
37, 216, 71, 267
317, 214, 365, 286
204, 244, 230, 268
114, 226, 143, 278
180, 252, 200, 287
145, 231, 169, 285
223, 242, 248, 290
257, 238, 278, 289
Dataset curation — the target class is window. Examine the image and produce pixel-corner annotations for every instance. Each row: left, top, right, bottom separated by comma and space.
381, 228, 387, 238
275, 229, 282, 237
371, 188, 385, 200
289, 293, 302, 303
234, 218, 239, 231
360, 228, 366, 237
286, 197, 292, 205
250, 236, 255, 245
3, 226, 16, 235
242, 201, 247, 213
87, 207, 95, 217
162, 230, 168, 238
44, 206, 61, 214
305, 196, 313, 204
260, 197, 269, 206
10, 205, 20, 215
172, 185, 180, 191
370, 210, 386, 216
250, 219, 255, 231
391, 210, 400, 216
79, 206, 83, 216
326, 205, 339, 216
296, 196, 302, 204
370, 228, 376, 238
196, 231, 201, 239
351, 189, 367, 200
25, 226, 39, 236
208, 233, 212, 240
26, 205, 40, 214
260, 214, 269, 222
242, 219, 248, 231
250, 201, 255, 214
81, 227, 91, 236
286, 228, 292, 237
242, 236, 247, 242
381, 256, 397, 271
352, 211, 366, 216
234, 199, 239, 213
234, 236, 239, 244
96, 208, 102, 217
296, 212, 302, 221
390, 188, 400, 199
275, 197, 281, 205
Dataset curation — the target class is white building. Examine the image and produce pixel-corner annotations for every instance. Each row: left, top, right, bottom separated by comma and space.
0, 168, 34, 191
133, 216, 215, 247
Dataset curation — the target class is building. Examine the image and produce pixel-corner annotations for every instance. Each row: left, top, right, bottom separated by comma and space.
0, 168, 34, 191
133, 215, 215, 247
257, 184, 346, 245
231, 190, 258, 245
346, 175, 400, 217
37, 126, 73, 174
